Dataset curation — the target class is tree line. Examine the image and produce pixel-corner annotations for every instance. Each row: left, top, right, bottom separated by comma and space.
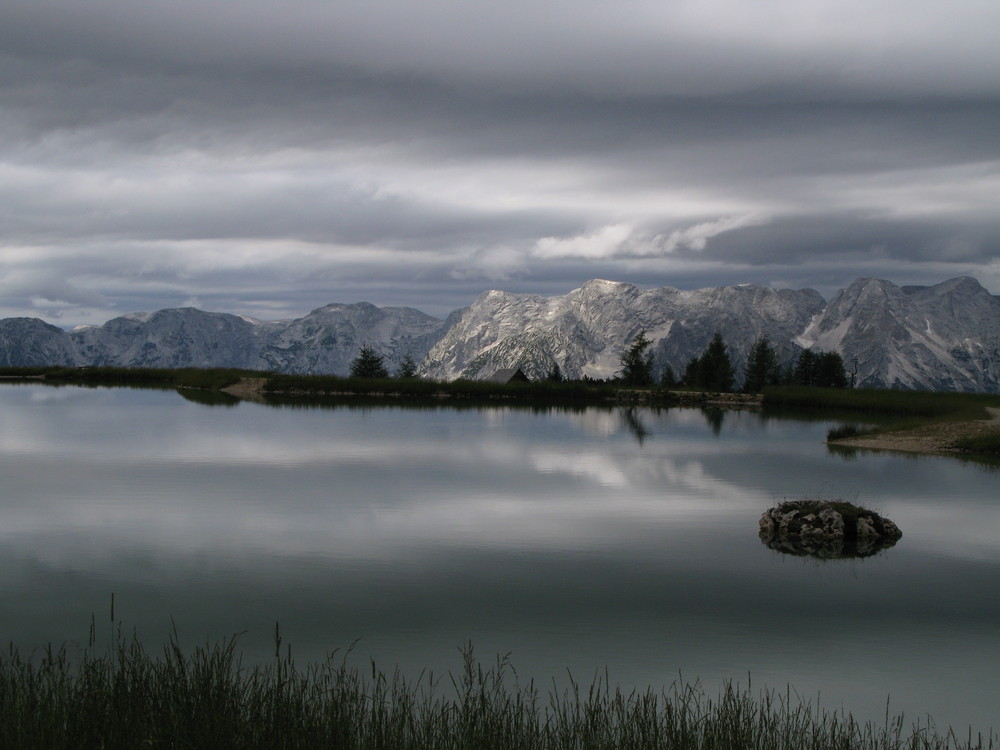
349, 344, 418, 379
619, 330, 849, 393
348, 333, 850, 393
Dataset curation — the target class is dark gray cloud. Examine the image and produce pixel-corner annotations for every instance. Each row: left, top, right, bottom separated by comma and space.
1, 0, 998, 326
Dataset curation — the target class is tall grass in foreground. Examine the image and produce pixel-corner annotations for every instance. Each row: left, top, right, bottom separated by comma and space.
0, 632, 994, 750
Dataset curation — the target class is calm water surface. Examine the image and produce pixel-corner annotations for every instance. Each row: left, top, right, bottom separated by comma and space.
0, 384, 997, 732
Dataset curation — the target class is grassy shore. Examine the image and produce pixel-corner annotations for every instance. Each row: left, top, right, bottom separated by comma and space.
0, 365, 266, 390
263, 371, 619, 402
1, 631, 994, 750
763, 386, 1000, 457
0, 365, 684, 405
761, 385, 999, 421
4, 367, 997, 415
948, 431, 1000, 457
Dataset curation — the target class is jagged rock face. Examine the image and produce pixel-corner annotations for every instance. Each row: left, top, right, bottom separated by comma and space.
0, 318, 78, 367
420, 279, 826, 382
418, 284, 625, 382
798, 276, 1000, 391
422, 275, 998, 391
0, 275, 997, 390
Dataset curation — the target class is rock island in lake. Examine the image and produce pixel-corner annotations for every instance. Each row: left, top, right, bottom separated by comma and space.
759, 499, 902, 559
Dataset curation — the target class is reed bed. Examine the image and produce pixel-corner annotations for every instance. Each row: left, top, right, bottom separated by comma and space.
0, 630, 994, 750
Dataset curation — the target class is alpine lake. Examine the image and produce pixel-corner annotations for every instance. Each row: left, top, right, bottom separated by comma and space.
1, 382, 997, 735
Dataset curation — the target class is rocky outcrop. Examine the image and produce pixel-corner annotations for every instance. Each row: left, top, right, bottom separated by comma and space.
759, 500, 902, 559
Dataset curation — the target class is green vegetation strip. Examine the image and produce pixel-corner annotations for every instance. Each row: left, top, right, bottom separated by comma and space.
0, 366, 269, 390
263, 373, 621, 401
951, 431, 1000, 457
763, 386, 999, 421
0, 366, 632, 402
1, 632, 994, 750
763, 386, 1000, 457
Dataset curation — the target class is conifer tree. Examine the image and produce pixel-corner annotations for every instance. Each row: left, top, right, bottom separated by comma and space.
793, 348, 817, 386
793, 348, 848, 388
350, 344, 389, 378
618, 330, 655, 386
682, 357, 701, 387
660, 364, 678, 388
743, 337, 781, 393
697, 332, 735, 392
396, 352, 418, 379
814, 351, 848, 388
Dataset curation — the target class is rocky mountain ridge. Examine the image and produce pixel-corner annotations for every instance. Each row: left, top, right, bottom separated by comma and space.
419, 279, 827, 383
1, 276, 998, 392
797, 276, 1000, 391
0, 302, 451, 377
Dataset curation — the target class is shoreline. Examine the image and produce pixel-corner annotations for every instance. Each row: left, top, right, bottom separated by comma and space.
222, 376, 765, 407
828, 407, 1000, 455
4, 369, 997, 458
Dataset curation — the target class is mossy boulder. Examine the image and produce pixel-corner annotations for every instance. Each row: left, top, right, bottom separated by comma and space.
759, 500, 902, 559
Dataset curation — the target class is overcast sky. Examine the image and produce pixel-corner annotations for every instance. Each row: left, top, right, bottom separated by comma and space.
2, 0, 999, 326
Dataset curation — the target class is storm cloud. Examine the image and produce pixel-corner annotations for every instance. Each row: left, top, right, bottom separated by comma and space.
1, 0, 998, 325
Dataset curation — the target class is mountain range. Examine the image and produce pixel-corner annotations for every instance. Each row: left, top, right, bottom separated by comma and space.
1, 276, 998, 393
